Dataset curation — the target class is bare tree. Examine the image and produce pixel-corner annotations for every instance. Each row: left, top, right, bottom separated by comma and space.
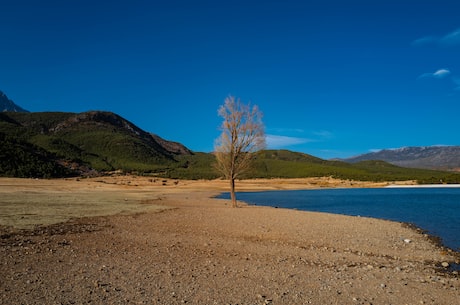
214, 96, 265, 207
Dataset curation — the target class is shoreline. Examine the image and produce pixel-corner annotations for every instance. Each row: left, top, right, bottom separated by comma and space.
2, 176, 459, 252
2, 176, 459, 253
385, 183, 460, 188
229, 202, 460, 260
220, 184, 460, 257
1, 177, 459, 304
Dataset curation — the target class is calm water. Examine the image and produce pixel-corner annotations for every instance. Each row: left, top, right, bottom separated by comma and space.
217, 187, 460, 251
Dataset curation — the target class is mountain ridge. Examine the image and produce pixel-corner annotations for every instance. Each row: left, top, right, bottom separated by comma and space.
343, 146, 460, 171
0, 91, 29, 112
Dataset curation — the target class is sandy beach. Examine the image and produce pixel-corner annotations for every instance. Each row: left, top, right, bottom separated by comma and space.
0, 176, 458, 304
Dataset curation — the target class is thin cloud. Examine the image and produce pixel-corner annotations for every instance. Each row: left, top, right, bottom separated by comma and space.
411, 36, 436, 47
417, 68, 451, 79
265, 134, 312, 149
312, 130, 333, 138
265, 128, 334, 149
267, 127, 305, 134
453, 77, 460, 90
413, 28, 460, 47
369, 147, 400, 153
440, 28, 460, 46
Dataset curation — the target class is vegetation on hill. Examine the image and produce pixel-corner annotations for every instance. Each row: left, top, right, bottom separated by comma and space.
0, 133, 73, 178
0, 111, 179, 176
1, 111, 459, 183
164, 150, 460, 184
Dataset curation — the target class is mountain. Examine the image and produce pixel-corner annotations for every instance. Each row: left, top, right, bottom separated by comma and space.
343, 146, 460, 171
150, 133, 192, 155
1, 110, 459, 183
0, 91, 29, 112
0, 111, 192, 177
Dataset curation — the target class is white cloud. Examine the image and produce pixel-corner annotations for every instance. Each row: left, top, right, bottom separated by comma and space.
433, 69, 451, 78
265, 134, 311, 149
417, 68, 451, 79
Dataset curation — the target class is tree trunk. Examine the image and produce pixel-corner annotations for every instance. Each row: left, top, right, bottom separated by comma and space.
230, 178, 237, 208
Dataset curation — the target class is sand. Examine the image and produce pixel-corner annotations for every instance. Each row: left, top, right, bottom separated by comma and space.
0, 176, 458, 305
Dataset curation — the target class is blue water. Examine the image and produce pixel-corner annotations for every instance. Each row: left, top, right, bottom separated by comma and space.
217, 187, 460, 251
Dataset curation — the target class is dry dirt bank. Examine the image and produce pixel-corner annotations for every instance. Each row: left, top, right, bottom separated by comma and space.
0, 177, 458, 305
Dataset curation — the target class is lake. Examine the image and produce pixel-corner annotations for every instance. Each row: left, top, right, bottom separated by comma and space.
217, 186, 460, 251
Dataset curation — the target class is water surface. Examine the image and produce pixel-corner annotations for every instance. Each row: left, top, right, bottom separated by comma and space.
217, 187, 460, 251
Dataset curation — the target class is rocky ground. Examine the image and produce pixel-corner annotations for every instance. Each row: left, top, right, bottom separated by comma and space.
0, 177, 459, 304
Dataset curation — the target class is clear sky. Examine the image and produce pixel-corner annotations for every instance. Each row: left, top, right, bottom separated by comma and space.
1, 0, 459, 159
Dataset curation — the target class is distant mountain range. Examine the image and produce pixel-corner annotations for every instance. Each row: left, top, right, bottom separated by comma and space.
343, 146, 460, 171
0, 91, 29, 112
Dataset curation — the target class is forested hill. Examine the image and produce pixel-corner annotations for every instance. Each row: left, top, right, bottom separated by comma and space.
0, 111, 192, 177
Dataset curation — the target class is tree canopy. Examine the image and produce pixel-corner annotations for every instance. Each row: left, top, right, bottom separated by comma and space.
214, 96, 265, 207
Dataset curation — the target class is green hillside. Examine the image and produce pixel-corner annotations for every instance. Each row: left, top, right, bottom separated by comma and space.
165, 150, 460, 183
0, 132, 74, 178
0, 111, 177, 176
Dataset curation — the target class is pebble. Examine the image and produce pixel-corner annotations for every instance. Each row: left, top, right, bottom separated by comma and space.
441, 262, 450, 268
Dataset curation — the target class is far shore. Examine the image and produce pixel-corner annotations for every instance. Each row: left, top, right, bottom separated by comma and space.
385, 183, 460, 188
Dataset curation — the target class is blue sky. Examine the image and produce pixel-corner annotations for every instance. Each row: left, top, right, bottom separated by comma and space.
1, 0, 459, 159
